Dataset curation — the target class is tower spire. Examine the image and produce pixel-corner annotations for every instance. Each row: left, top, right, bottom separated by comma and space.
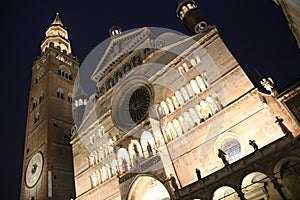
52, 12, 64, 26
41, 12, 72, 54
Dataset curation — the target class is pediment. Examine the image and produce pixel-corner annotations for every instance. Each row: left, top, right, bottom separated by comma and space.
91, 27, 154, 82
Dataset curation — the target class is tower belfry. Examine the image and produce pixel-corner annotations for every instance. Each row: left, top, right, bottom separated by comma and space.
20, 13, 79, 200
176, 0, 209, 35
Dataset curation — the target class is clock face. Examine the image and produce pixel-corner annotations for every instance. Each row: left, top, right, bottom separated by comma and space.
25, 151, 44, 188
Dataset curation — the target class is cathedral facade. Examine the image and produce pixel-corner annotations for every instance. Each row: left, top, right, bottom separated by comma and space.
20, 1, 300, 200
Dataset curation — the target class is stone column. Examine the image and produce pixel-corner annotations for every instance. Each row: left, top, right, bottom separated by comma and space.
272, 178, 287, 200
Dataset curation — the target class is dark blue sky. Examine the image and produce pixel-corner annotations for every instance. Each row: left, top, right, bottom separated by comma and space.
1, 0, 299, 199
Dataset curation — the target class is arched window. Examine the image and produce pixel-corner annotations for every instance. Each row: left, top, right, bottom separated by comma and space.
220, 138, 241, 160
98, 125, 104, 137
180, 87, 190, 102
190, 80, 201, 94
186, 83, 195, 98
200, 100, 212, 119
182, 63, 189, 72
32, 98, 38, 110
206, 96, 219, 114
173, 119, 183, 137
183, 112, 194, 130
140, 131, 156, 158
196, 75, 207, 91
171, 96, 180, 109
56, 88, 64, 100
178, 116, 188, 133
67, 93, 72, 103
189, 108, 200, 126
166, 98, 175, 113
39, 92, 45, 103
128, 140, 143, 167
117, 148, 131, 172
58, 65, 72, 81
160, 101, 169, 115
175, 91, 185, 106
34, 112, 40, 124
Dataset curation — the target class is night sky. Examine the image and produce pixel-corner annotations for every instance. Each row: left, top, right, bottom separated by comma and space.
1, 0, 299, 199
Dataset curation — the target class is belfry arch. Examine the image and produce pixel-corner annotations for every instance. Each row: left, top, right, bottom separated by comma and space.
127, 175, 171, 200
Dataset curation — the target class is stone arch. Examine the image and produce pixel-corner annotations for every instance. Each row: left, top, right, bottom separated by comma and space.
180, 87, 190, 102
183, 111, 194, 130
241, 172, 277, 200
175, 90, 185, 106
56, 88, 64, 99
178, 116, 188, 133
173, 119, 183, 137
189, 108, 200, 126
190, 79, 201, 94
128, 139, 144, 166
101, 165, 108, 182
160, 101, 169, 115
212, 186, 239, 200
195, 104, 205, 122
165, 98, 175, 113
186, 83, 195, 98
200, 100, 212, 119
111, 159, 118, 175
58, 65, 71, 75
117, 148, 131, 172
127, 175, 171, 200
196, 75, 207, 91
140, 131, 156, 158
273, 156, 300, 199
178, 66, 185, 75
206, 96, 219, 114
164, 122, 177, 142
171, 96, 180, 109
182, 62, 189, 71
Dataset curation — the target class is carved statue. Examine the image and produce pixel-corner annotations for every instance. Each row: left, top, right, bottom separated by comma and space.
249, 140, 258, 151
121, 157, 128, 172
133, 143, 139, 158
260, 77, 278, 97
147, 142, 153, 157
195, 168, 201, 180
166, 174, 179, 190
275, 116, 292, 135
218, 149, 229, 166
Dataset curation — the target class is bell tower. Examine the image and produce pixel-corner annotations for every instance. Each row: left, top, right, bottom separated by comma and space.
20, 13, 79, 200
176, 0, 209, 35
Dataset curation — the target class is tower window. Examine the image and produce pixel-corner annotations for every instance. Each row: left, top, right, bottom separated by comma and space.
68, 93, 73, 103
39, 92, 45, 103
58, 65, 72, 81
56, 88, 64, 100
34, 113, 40, 124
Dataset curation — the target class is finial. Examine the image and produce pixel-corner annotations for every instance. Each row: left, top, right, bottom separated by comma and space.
52, 11, 64, 26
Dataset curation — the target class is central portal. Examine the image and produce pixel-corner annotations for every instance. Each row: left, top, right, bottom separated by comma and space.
127, 175, 170, 200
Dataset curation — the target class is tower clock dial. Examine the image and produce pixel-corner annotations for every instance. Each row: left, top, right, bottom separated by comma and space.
25, 151, 44, 188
